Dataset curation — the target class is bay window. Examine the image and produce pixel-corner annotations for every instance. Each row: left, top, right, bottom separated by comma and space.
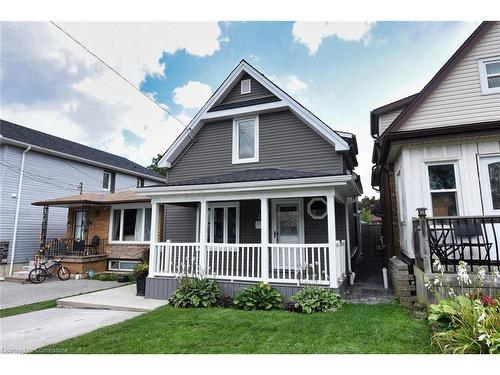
427, 163, 459, 216
110, 207, 152, 242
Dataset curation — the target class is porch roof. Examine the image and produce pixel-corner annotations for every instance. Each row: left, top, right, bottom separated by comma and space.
32, 190, 150, 207
165, 168, 335, 186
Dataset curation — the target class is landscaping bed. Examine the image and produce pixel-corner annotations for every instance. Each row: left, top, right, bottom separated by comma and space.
35, 303, 436, 354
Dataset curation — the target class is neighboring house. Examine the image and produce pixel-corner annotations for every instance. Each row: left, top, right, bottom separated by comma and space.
0, 120, 164, 276
31, 191, 153, 276
371, 22, 500, 302
139, 60, 362, 300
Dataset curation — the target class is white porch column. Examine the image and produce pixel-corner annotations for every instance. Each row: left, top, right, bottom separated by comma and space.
260, 198, 269, 282
327, 193, 339, 288
198, 199, 208, 274
148, 202, 158, 276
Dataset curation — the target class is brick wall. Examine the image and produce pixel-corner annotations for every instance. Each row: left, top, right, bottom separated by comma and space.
388, 257, 416, 308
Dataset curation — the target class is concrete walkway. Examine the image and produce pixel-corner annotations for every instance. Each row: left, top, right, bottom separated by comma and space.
57, 284, 168, 312
0, 308, 140, 353
0, 279, 120, 309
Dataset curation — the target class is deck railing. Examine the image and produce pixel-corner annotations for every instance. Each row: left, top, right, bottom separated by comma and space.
413, 213, 500, 273
151, 241, 346, 286
41, 237, 107, 257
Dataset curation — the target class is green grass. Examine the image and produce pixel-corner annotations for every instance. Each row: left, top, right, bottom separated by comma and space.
0, 299, 57, 318
35, 303, 437, 354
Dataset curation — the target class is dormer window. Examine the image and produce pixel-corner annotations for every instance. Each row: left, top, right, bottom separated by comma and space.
232, 115, 259, 164
240, 78, 251, 94
478, 57, 500, 95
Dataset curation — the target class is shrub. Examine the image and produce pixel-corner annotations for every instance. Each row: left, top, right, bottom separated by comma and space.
429, 295, 500, 354
133, 263, 149, 279
95, 273, 117, 281
233, 282, 283, 311
216, 295, 234, 308
290, 286, 344, 314
168, 277, 221, 308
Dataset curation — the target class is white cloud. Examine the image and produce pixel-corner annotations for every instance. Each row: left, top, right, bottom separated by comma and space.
293, 22, 375, 54
285, 75, 308, 95
55, 22, 223, 86
0, 21, 210, 170
173, 81, 213, 110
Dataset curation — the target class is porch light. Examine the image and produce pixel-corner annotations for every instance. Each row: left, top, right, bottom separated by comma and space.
416, 207, 428, 218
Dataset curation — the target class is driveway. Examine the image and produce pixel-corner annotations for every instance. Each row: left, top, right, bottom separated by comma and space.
0, 279, 120, 309
0, 308, 140, 353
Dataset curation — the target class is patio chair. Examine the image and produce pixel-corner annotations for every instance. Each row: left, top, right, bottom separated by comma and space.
85, 235, 100, 255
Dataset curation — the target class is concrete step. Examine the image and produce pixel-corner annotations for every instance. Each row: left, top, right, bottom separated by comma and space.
3, 275, 28, 283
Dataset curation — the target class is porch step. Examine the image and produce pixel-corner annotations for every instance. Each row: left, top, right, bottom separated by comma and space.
3, 273, 29, 283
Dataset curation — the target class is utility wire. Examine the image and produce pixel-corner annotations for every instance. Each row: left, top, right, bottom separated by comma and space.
50, 21, 187, 127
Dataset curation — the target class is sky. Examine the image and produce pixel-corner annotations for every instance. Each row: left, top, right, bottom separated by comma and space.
0, 21, 480, 196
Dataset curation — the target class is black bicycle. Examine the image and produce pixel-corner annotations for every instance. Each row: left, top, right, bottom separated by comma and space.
29, 257, 71, 284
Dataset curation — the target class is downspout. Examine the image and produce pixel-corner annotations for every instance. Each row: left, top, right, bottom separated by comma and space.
9, 145, 31, 276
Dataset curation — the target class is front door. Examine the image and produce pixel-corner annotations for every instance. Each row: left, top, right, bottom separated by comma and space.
479, 155, 500, 215
479, 155, 500, 263
271, 199, 304, 269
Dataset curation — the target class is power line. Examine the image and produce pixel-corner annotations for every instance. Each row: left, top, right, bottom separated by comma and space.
49, 21, 187, 128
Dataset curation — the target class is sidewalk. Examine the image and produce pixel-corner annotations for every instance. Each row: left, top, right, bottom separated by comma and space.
57, 284, 168, 312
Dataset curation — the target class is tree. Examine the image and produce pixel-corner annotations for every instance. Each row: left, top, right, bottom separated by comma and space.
147, 153, 166, 176
359, 196, 378, 212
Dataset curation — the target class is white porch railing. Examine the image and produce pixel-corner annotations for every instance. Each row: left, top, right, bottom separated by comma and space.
151, 241, 347, 286
207, 244, 261, 281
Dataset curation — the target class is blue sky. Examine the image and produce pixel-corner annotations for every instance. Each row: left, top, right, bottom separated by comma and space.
1, 21, 480, 196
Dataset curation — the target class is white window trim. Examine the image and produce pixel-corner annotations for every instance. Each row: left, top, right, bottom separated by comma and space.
232, 115, 259, 164
207, 202, 240, 245
240, 78, 251, 94
108, 259, 140, 272
425, 161, 461, 217
109, 204, 152, 244
478, 56, 500, 95
102, 171, 111, 191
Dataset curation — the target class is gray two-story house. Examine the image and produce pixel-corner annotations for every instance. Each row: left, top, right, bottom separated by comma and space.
0, 120, 164, 276
140, 60, 362, 299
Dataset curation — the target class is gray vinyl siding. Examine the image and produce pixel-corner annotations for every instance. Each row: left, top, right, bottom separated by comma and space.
167, 110, 344, 183
164, 204, 197, 242
216, 74, 277, 107
401, 22, 500, 131
378, 109, 403, 136
0, 144, 156, 265
239, 200, 261, 243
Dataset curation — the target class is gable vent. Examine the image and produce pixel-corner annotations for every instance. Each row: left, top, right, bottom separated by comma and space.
240, 78, 251, 94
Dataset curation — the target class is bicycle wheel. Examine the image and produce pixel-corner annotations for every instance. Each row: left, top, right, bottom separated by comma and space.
58, 266, 71, 281
29, 268, 47, 284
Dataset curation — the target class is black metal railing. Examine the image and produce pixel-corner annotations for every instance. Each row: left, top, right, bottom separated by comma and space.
426, 216, 500, 273
41, 237, 107, 257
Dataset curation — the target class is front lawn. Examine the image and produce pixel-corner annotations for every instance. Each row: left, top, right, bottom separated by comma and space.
0, 299, 57, 318
36, 303, 436, 354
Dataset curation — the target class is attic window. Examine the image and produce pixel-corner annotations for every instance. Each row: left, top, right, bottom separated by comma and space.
240, 79, 251, 94
478, 57, 500, 95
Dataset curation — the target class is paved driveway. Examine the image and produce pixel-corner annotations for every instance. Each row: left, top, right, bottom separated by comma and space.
0, 279, 120, 309
0, 308, 140, 353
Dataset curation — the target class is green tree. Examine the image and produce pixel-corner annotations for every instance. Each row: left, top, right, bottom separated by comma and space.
147, 153, 166, 176
359, 196, 378, 212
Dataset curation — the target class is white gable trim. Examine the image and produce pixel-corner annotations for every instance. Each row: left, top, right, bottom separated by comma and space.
159, 61, 349, 168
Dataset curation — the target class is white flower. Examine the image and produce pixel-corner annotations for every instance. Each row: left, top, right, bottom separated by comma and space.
448, 288, 456, 298
477, 267, 487, 283
478, 311, 487, 323
433, 259, 443, 272
492, 266, 499, 283
457, 261, 472, 285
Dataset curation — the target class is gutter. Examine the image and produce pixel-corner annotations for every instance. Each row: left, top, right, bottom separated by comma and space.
9, 145, 31, 275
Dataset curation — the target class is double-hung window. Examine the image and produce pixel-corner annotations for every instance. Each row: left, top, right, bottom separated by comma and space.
232, 116, 259, 164
102, 171, 111, 190
427, 163, 459, 216
478, 57, 500, 95
207, 202, 239, 244
110, 207, 152, 242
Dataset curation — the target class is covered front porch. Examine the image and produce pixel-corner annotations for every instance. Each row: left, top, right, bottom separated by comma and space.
141, 174, 361, 298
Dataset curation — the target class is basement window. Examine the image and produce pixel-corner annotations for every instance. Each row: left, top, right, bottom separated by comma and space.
478, 57, 500, 95
108, 259, 140, 272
